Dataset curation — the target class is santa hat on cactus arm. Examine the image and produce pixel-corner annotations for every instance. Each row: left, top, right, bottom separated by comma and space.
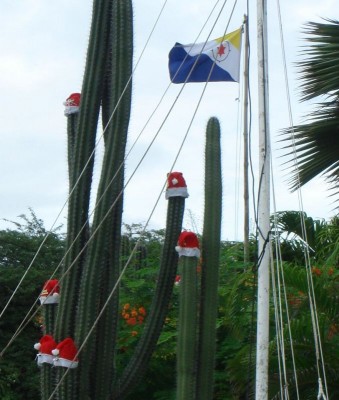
52, 338, 79, 369
175, 231, 200, 257
165, 172, 189, 199
39, 279, 60, 305
34, 335, 57, 366
64, 93, 81, 116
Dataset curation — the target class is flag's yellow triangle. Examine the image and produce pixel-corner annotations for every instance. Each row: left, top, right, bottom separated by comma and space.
215, 27, 242, 50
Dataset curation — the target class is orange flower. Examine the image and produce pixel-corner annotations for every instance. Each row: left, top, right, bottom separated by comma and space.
328, 267, 334, 276
138, 315, 144, 324
131, 309, 138, 317
126, 317, 137, 326
312, 267, 322, 276
131, 330, 138, 337
328, 324, 338, 340
123, 313, 130, 320
123, 303, 130, 310
138, 307, 146, 316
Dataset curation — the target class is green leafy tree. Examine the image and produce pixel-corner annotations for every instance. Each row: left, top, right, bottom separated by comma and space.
0, 211, 65, 399
0, 208, 65, 269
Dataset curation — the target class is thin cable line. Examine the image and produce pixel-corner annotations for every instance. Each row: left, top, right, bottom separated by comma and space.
275, 0, 328, 396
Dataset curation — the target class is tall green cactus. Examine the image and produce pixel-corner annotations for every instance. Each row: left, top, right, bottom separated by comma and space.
176, 232, 200, 400
55, 0, 113, 343
196, 117, 222, 400
40, 304, 57, 400
75, 1, 133, 398
115, 173, 188, 399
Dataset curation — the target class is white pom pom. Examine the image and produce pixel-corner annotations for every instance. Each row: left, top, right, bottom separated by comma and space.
52, 349, 59, 356
34, 343, 41, 350
53, 292, 60, 297
175, 246, 182, 252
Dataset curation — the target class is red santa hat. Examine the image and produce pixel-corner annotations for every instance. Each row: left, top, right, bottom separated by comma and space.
165, 172, 189, 199
175, 231, 200, 257
52, 338, 79, 369
64, 93, 81, 116
34, 335, 57, 366
39, 279, 60, 305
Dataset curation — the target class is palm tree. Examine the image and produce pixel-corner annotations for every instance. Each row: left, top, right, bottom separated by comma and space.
282, 19, 339, 195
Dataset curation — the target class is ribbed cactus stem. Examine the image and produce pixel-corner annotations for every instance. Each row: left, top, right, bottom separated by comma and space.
39, 313, 56, 400
196, 117, 222, 400
74, 1, 133, 398
66, 112, 79, 190
115, 172, 188, 399
41, 364, 53, 400
38, 281, 59, 400
43, 305, 57, 336
176, 232, 200, 400
55, 0, 112, 343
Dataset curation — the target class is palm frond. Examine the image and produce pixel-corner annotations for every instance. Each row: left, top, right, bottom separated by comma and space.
298, 19, 339, 101
281, 100, 339, 192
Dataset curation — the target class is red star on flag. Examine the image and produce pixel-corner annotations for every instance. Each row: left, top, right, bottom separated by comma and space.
217, 43, 226, 56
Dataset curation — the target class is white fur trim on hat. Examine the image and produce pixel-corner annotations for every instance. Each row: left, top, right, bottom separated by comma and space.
175, 246, 200, 258
39, 293, 60, 305
165, 187, 189, 199
64, 106, 79, 116
53, 357, 79, 369
37, 353, 54, 366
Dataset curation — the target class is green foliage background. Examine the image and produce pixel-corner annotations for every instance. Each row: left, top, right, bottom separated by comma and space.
0, 212, 338, 399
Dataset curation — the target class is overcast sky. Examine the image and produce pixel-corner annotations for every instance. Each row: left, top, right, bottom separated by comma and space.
0, 0, 337, 240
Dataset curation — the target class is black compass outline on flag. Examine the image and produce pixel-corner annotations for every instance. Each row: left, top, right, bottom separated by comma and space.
212, 41, 231, 62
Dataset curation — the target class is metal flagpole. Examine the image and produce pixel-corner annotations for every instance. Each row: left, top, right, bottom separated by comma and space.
242, 15, 250, 263
255, 0, 271, 398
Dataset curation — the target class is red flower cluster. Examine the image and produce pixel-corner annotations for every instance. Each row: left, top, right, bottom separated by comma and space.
121, 303, 146, 326
312, 267, 322, 276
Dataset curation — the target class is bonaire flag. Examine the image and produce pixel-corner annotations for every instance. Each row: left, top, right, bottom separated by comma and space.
168, 27, 242, 83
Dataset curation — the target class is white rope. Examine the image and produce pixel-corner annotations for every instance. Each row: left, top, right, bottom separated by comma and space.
274, 0, 329, 397
271, 165, 300, 399
317, 378, 327, 400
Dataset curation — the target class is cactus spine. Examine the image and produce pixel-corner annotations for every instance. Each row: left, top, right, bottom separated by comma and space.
196, 117, 222, 400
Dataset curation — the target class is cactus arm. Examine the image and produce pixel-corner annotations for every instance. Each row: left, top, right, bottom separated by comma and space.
55, 0, 112, 343
40, 305, 57, 400
115, 195, 186, 399
66, 112, 78, 190
196, 117, 222, 400
176, 255, 199, 400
